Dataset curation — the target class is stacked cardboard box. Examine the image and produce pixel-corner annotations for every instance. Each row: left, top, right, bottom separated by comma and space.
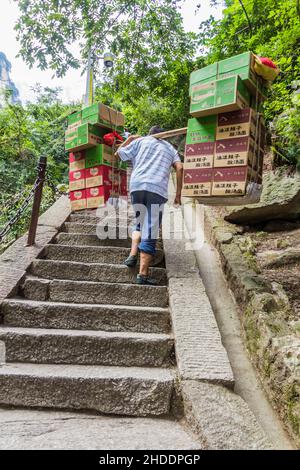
183, 108, 264, 197
189, 52, 268, 104
67, 102, 127, 211
183, 52, 267, 199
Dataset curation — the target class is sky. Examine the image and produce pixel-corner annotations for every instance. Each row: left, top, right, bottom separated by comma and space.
0, 0, 223, 104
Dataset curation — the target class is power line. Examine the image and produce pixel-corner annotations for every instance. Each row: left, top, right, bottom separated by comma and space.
238, 0, 253, 36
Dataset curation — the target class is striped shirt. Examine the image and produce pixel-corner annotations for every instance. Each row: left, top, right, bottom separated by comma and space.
118, 136, 181, 199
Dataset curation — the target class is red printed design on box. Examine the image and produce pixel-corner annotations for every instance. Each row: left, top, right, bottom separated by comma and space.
216, 108, 259, 140
184, 142, 215, 170
184, 168, 213, 183
184, 155, 214, 169
213, 166, 248, 182
214, 137, 257, 168
69, 151, 86, 171
185, 142, 215, 156
217, 108, 254, 126
184, 143, 214, 168
183, 168, 213, 196
69, 169, 86, 191
215, 136, 251, 154
86, 185, 112, 208
70, 189, 86, 211
85, 165, 114, 189
212, 166, 249, 196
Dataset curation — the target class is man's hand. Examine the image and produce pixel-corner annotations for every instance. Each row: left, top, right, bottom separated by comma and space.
174, 194, 181, 206
173, 161, 183, 206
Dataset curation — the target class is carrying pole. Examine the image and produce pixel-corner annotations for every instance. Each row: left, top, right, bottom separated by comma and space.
152, 127, 187, 140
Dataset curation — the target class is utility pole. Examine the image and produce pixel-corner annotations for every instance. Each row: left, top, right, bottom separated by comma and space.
84, 49, 114, 107
84, 48, 94, 107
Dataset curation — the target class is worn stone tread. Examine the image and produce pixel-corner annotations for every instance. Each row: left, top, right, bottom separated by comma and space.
1, 299, 170, 333
0, 363, 174, 416
0, 327, 174, 367
63, 222, 132, 233
22, 277, 169, 308
30, 259, 167, 285
55, 232, 132, 248
44, 244, 165, 267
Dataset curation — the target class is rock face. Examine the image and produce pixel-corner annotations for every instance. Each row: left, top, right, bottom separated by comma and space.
225, 171, 300, 225
0, 52, 19, 105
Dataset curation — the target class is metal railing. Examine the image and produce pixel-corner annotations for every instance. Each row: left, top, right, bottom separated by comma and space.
0, 156, 67, 247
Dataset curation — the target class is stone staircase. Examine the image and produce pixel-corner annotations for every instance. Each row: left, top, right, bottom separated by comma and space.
0, 210, 176, 417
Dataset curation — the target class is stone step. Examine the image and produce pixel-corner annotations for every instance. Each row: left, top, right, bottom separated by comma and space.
69, 214, 133, 225
22, 277, 169, 308
30, 259, 168, 285
0, 363, 174, 416
55, 232, 132, 248
44, 244, 165, 267
0, 327, 174, 367
63, 222, 132, 234
1, 299, 170, 333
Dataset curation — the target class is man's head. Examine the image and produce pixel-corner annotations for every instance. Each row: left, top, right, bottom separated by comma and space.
148, 125, 165, 135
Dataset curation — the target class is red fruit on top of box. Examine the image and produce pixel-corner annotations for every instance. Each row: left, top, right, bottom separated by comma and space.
86, 185, 113, 209
85, 165, 116, 189
69, 151, 85, 171
69, 169, 86, 191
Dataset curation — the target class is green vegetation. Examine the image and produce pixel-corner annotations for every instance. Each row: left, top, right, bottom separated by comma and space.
1, 0, 300, 247
0, 87, 75, 250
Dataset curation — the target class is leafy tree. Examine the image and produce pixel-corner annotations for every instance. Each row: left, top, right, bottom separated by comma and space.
197, 0, 300, 165
14, 0, 197, 78
0, 86, 76, 250
198, 1, 300, 117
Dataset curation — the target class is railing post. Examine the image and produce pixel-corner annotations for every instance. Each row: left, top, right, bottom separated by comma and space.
26, 156, 47, 246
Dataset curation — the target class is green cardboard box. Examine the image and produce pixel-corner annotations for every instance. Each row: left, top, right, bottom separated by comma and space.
190, 63, 218, 84
218, 52, 253, 74
65, 124, 103, 152
85, 144, 118, 169
67, 111, 82, 126
190, 52, 267, 99
65, 138, 78, 151
186, 116, 217, 144
77, 123, 103, 138
190, 75, 250, 117
82, 103, 125, 127
218, 66, 267, 99
189, 63, 218, 94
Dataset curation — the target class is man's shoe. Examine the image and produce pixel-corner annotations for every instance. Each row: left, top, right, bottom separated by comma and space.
124, 255, 138, 267
136, 274, 158, 285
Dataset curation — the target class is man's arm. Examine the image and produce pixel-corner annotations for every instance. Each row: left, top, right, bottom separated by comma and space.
173, 161, 183, 205
115, 135, 141, 157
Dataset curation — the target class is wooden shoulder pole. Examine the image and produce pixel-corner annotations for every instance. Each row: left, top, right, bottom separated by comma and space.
152, 127, 187, 139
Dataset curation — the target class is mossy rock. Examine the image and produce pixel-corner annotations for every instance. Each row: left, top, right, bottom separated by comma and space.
225, 171, 300, 225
